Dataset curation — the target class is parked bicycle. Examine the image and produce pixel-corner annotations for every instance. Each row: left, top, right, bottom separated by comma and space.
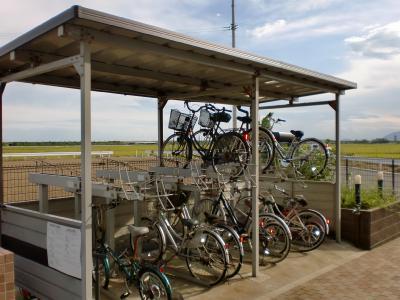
92, 200, 173, 299
161, 101, 249, 178
140, 179, 230, 286
259, 113, 329, 178
237, 185, 329, 252
162, 191, 244, 279
192, 184, 292, 265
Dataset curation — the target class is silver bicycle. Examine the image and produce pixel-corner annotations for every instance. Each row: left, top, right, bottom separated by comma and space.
140, 180, 229, 286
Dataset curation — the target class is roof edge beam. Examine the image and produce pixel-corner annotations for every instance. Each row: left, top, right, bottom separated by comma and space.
170, 86, 243, 100
259, 72, 339, 94
260, 100, 335, 110
0, 55, 81, 83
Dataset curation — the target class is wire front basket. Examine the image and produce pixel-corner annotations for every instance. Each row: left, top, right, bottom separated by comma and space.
199, 109, 214, 128
168, 109, 197, 131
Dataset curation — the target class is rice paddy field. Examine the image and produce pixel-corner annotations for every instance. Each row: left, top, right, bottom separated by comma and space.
341, 143, 400, 158
3, 142, 400, 159
3, 144, 158, 158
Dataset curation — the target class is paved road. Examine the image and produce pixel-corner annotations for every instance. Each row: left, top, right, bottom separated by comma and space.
277, 237, 400, 299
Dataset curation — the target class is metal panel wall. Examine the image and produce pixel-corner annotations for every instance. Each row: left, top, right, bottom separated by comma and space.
1, 205, 82, 300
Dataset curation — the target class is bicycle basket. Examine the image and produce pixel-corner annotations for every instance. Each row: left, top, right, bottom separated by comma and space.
168, 109, 197, 131
199, 109, 214, 128
211, 111, 231, 123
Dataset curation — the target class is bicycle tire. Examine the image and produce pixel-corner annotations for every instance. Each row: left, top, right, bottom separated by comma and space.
212, 223, 243, 279
92, 252, 110, 289
185, 228, 228, 286
290, 138, 328, 178
287, 209, 326, 252
192, 128, 213, 156
248, 127, 276, 173
211, 131, 249, 178
139, 218, 167, 263
138, 267, 172, 300
247, 213, 291, 265
160, 133, 192, 168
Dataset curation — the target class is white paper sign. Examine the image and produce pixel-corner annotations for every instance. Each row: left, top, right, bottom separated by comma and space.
47, 222, 81, 279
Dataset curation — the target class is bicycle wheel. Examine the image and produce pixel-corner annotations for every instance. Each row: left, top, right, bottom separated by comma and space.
192, 129, 213, 157
92, 251, 110, 289
249, 127, 276, 173
185, 229, 228, 286
139, 218, 166, 263
290, 138, 328, 178
161, 133, 191, 168
248, 214, 291, 265
212, 223, 243, 279
211, 132, 249, 178
287, 210, 326, 252
139, 267, 172, 300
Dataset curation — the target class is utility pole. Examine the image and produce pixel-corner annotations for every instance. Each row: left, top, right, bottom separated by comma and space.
231, 0, 238, 129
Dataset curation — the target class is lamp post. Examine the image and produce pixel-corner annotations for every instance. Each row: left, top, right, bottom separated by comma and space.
377, 171, 384, 198
354, 175, 362, 210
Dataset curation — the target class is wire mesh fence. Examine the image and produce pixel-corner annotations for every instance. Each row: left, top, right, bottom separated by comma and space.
3, 157, 157, 203
341, 156, 400, 195
2, 155, 399, 203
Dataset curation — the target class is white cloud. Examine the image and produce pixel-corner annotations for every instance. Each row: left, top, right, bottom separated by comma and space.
345, 21, 400, 59
247, 15, 356, 40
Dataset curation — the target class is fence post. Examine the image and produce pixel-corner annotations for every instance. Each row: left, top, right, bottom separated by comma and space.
345, 158, 349, 187
392, 159, 395, 194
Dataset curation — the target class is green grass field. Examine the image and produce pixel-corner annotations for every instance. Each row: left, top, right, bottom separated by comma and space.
3, 142, 400, 159
341, 143, 400, 158
3, 144, 159, 157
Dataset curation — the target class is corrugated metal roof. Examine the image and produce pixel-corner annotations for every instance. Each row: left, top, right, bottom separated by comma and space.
0, 6, 356, 105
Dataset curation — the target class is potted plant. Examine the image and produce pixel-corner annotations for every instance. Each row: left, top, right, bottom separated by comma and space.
341, 187, 399, 249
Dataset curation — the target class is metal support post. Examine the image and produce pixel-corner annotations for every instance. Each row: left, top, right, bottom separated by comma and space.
231, 0, 237, 129
392, 159, 395, 194
251, 75, 260, 276
0, 83, 6, 245
74, 194, 81, 219
345, 158, 349, 187
335, 93, 341, 242
158, 97, 167, 166
106, 207, 115, 250
38, 184, 49, 213
79, 41, 92, 300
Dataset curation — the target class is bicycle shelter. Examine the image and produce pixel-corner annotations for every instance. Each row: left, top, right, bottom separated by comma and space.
0, 6, 356, 300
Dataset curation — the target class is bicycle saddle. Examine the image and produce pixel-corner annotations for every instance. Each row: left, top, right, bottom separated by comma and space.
294, 195, 308, 207
127, 225, 149, 237
181, 218, 199, 229
237, 116, 252, 124
290, 130, 304, 139
259, 195, 275, 206
211, 112, 231, 123
273, 131, 295, 143
204, 212, 222, 224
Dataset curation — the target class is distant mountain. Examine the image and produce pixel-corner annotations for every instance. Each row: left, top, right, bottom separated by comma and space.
384, 131, 400, 141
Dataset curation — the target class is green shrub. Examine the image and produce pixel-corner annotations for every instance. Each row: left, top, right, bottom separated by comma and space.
341, 186, 397, 209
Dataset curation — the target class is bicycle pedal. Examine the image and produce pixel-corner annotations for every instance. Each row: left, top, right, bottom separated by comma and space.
120, 291, 130, 299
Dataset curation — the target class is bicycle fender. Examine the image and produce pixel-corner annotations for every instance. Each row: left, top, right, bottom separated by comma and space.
259, 213, 292, 240
300, 208, 330, 235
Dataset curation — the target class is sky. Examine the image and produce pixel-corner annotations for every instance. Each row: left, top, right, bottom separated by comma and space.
1, 0, 400, 141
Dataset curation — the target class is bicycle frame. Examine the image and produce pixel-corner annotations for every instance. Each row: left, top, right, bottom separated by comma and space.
210, 192, 251, 235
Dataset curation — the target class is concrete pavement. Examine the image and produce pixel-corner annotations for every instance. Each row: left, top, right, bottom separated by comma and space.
98, 237, 400, 299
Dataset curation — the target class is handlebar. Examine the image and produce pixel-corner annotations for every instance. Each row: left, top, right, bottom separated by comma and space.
184, 101, 231, 114
236, 106, 249, 116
